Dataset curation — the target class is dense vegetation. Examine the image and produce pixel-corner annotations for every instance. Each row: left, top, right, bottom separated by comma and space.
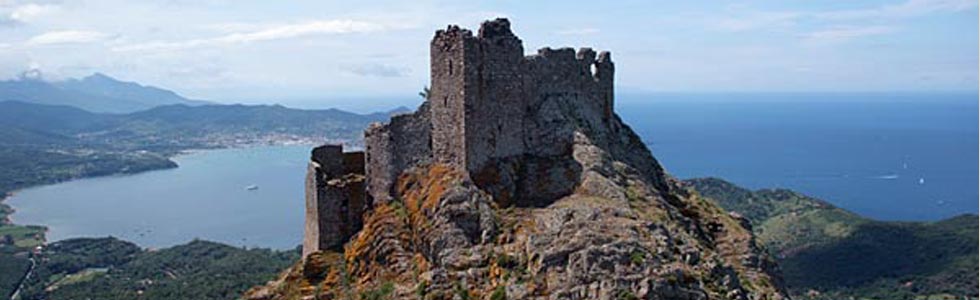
0, 246, 32, 298
0, 201, 45, 298
17, 238, 299, 300
0, 147, 177, 198
685, 177, 979, 300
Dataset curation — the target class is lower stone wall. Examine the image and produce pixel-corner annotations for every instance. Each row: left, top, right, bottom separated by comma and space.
302, 145, 369, 257
302, 161, 324, 257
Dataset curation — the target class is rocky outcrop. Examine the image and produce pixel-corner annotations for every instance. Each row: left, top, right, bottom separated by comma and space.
247, 18, 787, 300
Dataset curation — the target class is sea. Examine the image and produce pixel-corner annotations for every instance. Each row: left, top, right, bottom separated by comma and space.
6, 92, 977, 249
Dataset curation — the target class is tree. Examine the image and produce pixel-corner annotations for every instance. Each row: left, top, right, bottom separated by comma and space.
418, 86, 430, 100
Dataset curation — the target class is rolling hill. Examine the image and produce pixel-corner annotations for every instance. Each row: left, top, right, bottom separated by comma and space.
685, 177, 979, 300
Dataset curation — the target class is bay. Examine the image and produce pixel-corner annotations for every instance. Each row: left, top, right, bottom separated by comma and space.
7, 145, 310, 249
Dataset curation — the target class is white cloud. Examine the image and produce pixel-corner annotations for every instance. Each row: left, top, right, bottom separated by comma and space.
709, 0, 976, 34
219, 19, 384, 42
802, 26, 894, 43
114, 19, 388, 52
27, 30, 113, 45
9, 3, 57, 23
713, 11, 800, 32
555, 28, 600, 35
817, 0, 976, 20
343, 63, 410, 77
201, 21, 272, 33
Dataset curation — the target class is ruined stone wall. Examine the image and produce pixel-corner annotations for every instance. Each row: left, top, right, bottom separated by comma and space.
363, 103, 432, 203
363, 123, 392, 203
302, 145, 367, 257
522, 47, 614, 155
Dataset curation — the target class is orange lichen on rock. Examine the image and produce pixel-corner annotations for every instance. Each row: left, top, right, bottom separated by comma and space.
397, 164, 463, 230
243, 251, 346, 300
344, 202, 415, 287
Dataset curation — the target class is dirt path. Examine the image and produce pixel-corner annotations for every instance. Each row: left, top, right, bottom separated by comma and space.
9, 257, 35, 300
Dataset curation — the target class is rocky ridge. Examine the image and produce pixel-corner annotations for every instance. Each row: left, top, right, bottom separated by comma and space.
246, 18, 787, 300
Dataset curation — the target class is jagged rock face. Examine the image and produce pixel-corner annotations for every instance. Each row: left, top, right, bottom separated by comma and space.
246, 18, 787, 300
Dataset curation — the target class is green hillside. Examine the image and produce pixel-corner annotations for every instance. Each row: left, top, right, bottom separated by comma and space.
685, 177, 979, 300
17, 238, 299, 300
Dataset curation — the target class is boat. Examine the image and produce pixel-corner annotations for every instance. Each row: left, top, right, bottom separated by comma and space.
245, 185, 259, 191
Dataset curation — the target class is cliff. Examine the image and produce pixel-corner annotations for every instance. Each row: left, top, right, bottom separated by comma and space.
246, 18, 788, 300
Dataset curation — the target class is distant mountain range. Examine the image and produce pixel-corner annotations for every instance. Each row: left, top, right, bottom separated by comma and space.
0, 72, 400, 197
0, 72, 211, 113
0, 100, 393, 147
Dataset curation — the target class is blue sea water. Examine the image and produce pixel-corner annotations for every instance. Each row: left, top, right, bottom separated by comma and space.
8, 146, 309, 249
618, 92, 978, 221
6, 92, 977, 249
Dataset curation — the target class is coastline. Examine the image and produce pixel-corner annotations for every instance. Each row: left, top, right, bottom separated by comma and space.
0, 141, 327, 249
1, 192, 13, 225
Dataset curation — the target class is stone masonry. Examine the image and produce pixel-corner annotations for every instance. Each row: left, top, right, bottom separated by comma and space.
302, 145, 367, 257
303, 18, 617, 256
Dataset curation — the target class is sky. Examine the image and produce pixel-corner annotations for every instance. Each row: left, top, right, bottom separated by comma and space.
0, 0, 976, 110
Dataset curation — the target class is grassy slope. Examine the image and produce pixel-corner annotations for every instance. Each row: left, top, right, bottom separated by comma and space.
685, 177, 979, 300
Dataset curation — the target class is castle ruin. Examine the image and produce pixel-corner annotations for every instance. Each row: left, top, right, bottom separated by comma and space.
302, 18, 617, 256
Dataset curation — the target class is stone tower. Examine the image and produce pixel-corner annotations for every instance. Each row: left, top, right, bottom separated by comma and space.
429, 19, 530, 175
